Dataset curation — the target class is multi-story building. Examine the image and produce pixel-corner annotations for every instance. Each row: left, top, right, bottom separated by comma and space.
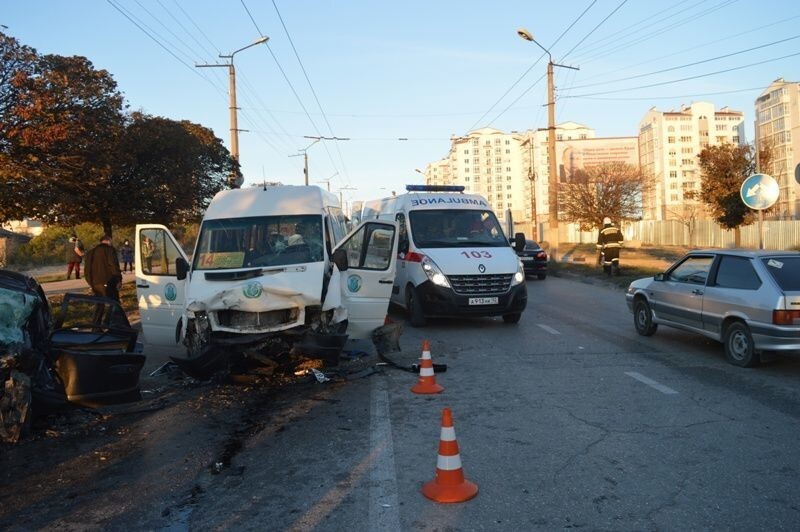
422, 123, 637, 238
638, 102, 745, 221
755, 78, 800, 219
423, 128, 530, 225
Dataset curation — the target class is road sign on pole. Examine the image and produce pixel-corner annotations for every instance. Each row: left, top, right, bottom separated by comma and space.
740, 173, 779, 250
740, 173, 779, 210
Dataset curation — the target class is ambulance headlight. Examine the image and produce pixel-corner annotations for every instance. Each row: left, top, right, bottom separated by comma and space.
422, 257, 450, 288
511, 261, 525, 286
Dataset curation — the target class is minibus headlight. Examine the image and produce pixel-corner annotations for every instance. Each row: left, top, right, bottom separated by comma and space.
422, 257, 450, 288
511, 260, 525, 286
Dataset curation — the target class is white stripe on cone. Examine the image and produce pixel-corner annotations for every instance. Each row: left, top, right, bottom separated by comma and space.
421, 350, 431, 360
437, 454, 463, 471
439, 427, 456, 441
420, 367, 435, 377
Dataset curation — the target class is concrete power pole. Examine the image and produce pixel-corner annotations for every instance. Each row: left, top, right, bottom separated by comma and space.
518, 28, 578, 261
197, 37, 268, 189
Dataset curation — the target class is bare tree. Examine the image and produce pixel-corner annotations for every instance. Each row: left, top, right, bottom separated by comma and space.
560, 162, 650, 231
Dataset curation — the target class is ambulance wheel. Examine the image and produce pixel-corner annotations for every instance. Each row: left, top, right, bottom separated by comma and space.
502, 313, 521, 324
406, 285, 426, 327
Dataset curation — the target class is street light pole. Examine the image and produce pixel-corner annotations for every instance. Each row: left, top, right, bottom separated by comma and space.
517, 28, 578, 261
292, 136, 349, 185
338, 185, 357, 215
197, 36, 269, 188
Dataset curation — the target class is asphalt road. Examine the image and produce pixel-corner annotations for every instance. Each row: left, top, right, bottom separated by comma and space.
2, 275, 799, 530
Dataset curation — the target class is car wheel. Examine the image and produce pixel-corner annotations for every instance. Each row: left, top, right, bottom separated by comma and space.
406, 285, 426, 327
633, 299, 658, 336
502, 313, 521, 324
537, 273, 547, 280
724, 321, 759, 367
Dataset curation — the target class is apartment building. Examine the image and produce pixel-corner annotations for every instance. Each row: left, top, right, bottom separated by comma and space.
423, 128, 530, 225
638, 102, 745, 221
422, 123, 637, 237
755, 78, 800, 219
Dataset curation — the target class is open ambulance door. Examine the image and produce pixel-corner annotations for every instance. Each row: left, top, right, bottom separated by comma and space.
333, 220, 398, 339
135, 224, 189, 346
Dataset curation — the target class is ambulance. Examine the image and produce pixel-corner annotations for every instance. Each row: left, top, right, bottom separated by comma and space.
363, 185, 527, 326
134, 185, 398, 375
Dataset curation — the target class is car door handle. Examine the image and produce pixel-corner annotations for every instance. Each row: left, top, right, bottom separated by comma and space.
136, 283, 150, 289
692, 289, 703, 295
379, 279, 393, 284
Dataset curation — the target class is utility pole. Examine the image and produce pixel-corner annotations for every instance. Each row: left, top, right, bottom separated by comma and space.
518, 28, 578, 261
524, 137, 537, 240
197, 36, 269, 188
292, 136, 348, 185
338, 185, 357, 215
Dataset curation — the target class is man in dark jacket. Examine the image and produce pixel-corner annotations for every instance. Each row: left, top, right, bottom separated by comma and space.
84, 235, 123, 324
596, 217, 624, 275
65, 234, 85, 280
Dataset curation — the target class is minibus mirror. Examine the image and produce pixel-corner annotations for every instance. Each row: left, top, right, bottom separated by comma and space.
176, 257, 189, 280
332, 248, 349, 271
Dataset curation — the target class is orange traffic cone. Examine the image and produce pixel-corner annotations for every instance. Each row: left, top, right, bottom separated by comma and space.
411, 340, 443, 394
422, 408, 478, 503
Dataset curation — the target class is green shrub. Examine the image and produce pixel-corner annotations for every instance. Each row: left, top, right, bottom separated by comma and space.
7, 223, 135, 268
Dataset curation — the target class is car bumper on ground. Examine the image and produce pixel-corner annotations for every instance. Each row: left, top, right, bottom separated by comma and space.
416, 280, 527, 318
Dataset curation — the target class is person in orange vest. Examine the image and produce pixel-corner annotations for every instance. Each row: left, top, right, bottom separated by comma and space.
596, 217, 623, 276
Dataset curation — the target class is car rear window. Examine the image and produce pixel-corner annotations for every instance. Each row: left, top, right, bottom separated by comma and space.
762, 257, 800, 291
715, 256, 761, 290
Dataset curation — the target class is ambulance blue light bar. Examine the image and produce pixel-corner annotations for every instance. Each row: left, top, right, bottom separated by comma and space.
406, 185, 465, 192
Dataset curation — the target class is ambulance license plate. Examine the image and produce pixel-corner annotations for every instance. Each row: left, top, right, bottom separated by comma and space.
468, 297, 498, 305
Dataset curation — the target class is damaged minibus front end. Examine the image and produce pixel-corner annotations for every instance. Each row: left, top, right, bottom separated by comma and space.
135, 186, 398, 379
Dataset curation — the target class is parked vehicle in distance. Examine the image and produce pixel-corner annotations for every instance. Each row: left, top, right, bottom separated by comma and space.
625, 249, 800, 367
515, 239, 547, 279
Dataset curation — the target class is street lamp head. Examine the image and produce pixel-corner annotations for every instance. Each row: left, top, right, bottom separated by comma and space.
517, 28, 534, 42
254, 36, 270, 45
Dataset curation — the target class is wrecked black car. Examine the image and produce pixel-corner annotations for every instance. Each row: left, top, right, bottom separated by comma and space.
0, 270, 145, 443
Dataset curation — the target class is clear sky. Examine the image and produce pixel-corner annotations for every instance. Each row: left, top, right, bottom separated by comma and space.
4, 0, 800, 208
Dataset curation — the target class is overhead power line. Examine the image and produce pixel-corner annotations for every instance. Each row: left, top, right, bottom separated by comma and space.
565, 33, 800, 91
269, 0, 350, 187
560, 0, 629, 61
240, 0, 347, 186
576, 13, 800, 84
565, 0, 695, 58
577, 0, 738, 65
470, 0, 597, 130
568, 86, 764, 101
106, 0, 224, 93
562, 51, 800, 98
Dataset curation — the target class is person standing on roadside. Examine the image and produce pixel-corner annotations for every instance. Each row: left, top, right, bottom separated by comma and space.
120, 239, 134, 273
65, 233, 85, 280
85, 235, 123, 323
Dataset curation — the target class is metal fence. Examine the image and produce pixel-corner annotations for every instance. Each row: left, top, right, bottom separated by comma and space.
551, 219, 800, 250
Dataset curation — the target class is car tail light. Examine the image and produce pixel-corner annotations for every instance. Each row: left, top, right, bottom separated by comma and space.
404, 251, 425, 263
536, 251, 547, 260
772, 310, 800, 325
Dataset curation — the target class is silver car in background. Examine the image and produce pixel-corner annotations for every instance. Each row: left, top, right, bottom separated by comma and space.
625, 249, 800, 367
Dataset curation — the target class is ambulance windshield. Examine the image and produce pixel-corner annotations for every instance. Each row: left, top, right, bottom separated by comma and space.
193, 215, 324, 270
409, 209, 508, 248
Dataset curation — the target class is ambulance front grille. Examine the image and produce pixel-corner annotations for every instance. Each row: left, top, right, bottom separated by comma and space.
215, 308, 299, 329
448, 274, 512, 295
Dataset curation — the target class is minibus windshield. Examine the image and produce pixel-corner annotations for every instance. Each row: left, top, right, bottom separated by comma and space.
409, 209, 508, 248
193, 215, 324, 270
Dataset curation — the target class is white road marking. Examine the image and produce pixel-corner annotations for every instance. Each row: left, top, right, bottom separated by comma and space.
369, 376, 401, 531
537, 323, 561, 335
625, 371, 679, 395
